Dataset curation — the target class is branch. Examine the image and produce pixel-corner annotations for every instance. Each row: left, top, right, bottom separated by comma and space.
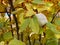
51, 10, 60, 23
6, 7, 14, 37
8, 0, 19, 40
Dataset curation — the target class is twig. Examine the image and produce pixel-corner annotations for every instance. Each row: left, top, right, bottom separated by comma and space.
51, 10, 60, 23
6, 7, 14, 37
21, 32, 23, 41
8, 0, 19, 40
28, 35, 31, 45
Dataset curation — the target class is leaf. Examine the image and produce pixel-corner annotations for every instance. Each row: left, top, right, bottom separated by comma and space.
39, 27, 44, 34
55, 34, 60, 39
9, 38, 25, 45
19, 13, 25, 23
12, 8, 24, 14
46, 38, 58, 45
46, 23, 56, 32
20, 18, 30, 32
25, 3, 32, 10
0, 23, 4, 28
25, 9, 35, 17
3, 32, 13, 41
0, 4, 5, 12
55, 20, 60, 26
45, 2, 53, 7
46, 29, 55, 39
29, 16, 39, 34
46, 22, 60, 34
14, 0, 24, 6
32, 0, 44, 4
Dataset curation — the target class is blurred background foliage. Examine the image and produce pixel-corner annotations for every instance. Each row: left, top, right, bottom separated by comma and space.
0, 0, 60, 45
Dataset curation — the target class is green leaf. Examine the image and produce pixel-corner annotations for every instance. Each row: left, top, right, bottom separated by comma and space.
32, 0, 44, 4
29, 16, 39, 34
46, 23, 56, 32
0, 23, 4, 28
9, 38, 25, 45
45, 2, 53, 7
39, 27, 44, 34
20, 18, 30, 32
46, 38, 58, 45
46, 22, 60, 34
46, 29, 55, 39
3, 32, 13, 41
55, 20, 60, 26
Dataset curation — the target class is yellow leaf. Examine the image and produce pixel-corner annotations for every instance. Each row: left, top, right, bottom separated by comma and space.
0, 4, 5, 12
25, 10, 35, 17
25, 3, 32, 10
12, 8, 24, 14
14, 0, 24, 7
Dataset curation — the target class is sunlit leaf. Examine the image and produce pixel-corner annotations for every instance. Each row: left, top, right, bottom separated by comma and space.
58, 2, 60, 6
45, 2, 53, 7
9, 38, 25, 45
55, 34, 60, 39
29, 16, 39, 34
25, 10, 35, 17
46, 23, 55, 30
14, 0, 24, 6
19, 13, 25, 23
20, 18, 30, 32
0, 41, 5, 45
12, 8, 24, 14
25, 3, 32, 10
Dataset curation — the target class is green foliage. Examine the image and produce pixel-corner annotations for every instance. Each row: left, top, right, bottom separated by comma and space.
46, 38, 58, 45
55, 20, 60, 26
9, 38, 25, 45
20, 18, 30, 32
46, 29, 55, 39
3, 32, 13, 41
29, 16, 39, 34
0, 0, 60, 45
46, 22, 60, 34
32, 0, 43, 4
0, 34, 4, 42
0, 22, 4, 28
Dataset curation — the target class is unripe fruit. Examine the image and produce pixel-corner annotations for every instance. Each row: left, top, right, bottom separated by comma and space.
35, 13, 48, 26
